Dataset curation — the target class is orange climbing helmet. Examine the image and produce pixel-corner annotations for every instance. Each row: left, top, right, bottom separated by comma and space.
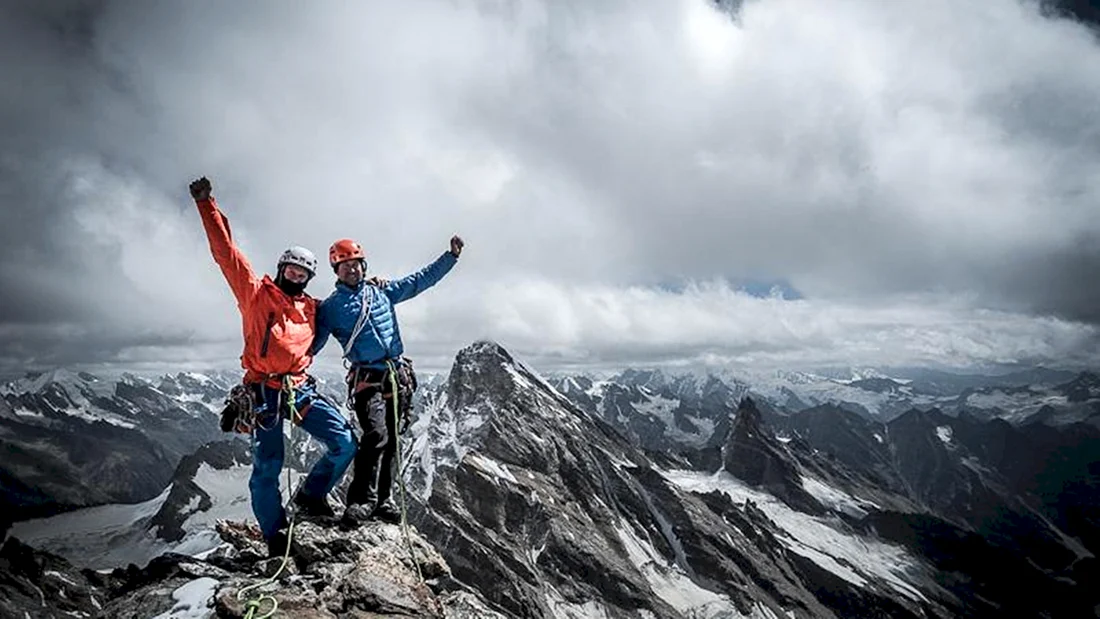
328, 238, 366, 268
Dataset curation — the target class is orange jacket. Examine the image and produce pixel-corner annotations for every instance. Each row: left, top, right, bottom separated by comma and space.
195, 197, 315, 388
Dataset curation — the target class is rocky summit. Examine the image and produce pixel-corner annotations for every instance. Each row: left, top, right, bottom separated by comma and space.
1, 516, 503, 619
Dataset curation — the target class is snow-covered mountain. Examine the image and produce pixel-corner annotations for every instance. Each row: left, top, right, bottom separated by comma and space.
720, 365, 1087, 421
763, 402, 1100, 575
0, 366, 370, 526
546, 369, 748, 454
400, 342, 1096, 617
943, 370, 1100, 427
0, 369, 240, 522
9, 438, 305, 572
549, 365, 1098, 451
2, 345, 1098, 617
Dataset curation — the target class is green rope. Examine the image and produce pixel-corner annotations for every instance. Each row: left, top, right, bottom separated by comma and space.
387, 360, 424, 584
235, 377, 302, 618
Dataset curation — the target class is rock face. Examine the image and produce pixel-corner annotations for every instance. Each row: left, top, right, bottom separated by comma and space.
405, 341, 961, 619
0, 369, 351, 528
0, 371, 230, 520
549, 368, 748, 452
722, 397, 824, 516
1, 518, 503, 619
763, 401, 1100, 617
0, 535, 104, 619
149, 439, 254, 543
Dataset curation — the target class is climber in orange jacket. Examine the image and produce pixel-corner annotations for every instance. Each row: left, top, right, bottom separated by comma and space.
190, 176, 356, 557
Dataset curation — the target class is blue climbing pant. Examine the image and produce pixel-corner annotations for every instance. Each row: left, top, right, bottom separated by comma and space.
248, 380, 356, 540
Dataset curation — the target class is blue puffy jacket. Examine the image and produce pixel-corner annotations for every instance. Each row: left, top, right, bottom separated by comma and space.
312, 251, 457, 368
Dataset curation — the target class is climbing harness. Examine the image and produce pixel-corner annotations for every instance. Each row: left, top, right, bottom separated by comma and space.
221, 371, 312, 435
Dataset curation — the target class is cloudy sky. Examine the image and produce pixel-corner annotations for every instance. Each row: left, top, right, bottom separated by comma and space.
1, 0, 1099, 377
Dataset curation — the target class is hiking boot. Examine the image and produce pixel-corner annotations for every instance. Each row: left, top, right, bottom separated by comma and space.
293, 492, 336, 519
266, 530, 289, 558
339, 503, 374, 530
371, 500, 401, 524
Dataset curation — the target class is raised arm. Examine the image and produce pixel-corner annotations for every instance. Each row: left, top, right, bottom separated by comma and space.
383, 236, 463, 305
190, 177, 261, 307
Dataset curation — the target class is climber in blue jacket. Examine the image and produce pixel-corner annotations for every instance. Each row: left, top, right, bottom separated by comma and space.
312, 235, 463, 525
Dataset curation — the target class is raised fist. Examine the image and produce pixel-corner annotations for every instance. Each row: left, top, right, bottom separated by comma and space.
449, 235, 464, 258
189, 177, 212, 201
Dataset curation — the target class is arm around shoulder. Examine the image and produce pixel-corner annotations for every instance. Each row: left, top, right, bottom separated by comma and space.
310, 299, 333, 356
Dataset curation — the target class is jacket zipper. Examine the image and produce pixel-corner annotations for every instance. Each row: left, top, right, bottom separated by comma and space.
260, 312, 276, 358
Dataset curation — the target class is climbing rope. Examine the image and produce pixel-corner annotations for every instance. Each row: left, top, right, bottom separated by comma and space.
235, 377, 302, 618
232, 369, 422, 617
387, 360, 425, 584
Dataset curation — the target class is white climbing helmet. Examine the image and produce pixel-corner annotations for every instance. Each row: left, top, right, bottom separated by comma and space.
277, 245, 318, 277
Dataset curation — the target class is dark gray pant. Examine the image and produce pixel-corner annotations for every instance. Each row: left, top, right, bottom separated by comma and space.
346, 386, 399, 507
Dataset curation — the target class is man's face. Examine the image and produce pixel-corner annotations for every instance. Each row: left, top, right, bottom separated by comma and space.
336, 259, 365, 286
282, 264, 311, 284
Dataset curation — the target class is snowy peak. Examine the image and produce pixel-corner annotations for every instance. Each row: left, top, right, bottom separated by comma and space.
553, 374, 595, 397
2, 369, 119, 421
722, 398, 825, 515
410, 340, 597, 501
848, 377, 909, 394
2, 368, 104, 396
1055, 371, 1100, 403
551, 364, 1098, 426
413, 350, 976, 618
550, 367, 748, 454
155, 371, 233, 399
613, 368, 672, 391
450, 340, 535, 400
446, 339, 573, 417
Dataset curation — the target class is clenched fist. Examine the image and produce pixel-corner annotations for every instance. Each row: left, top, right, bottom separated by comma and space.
189, 177, 212, 201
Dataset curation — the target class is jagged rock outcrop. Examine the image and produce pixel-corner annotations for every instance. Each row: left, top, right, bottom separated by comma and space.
722, 398, 825, 516
0, 535, 103, 618
763, 402, 1100, 617
1, 518, 503, 618
150, 439, 253, 543
407, 341, 959, 619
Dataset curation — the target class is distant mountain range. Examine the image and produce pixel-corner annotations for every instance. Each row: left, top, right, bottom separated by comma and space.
2, 349, 1098, 617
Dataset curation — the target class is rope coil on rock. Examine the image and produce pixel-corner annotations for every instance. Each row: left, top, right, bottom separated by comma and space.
229, 370, 423, 618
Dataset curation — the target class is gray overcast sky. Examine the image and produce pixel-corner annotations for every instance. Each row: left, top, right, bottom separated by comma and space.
1, 0, 1099, 376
